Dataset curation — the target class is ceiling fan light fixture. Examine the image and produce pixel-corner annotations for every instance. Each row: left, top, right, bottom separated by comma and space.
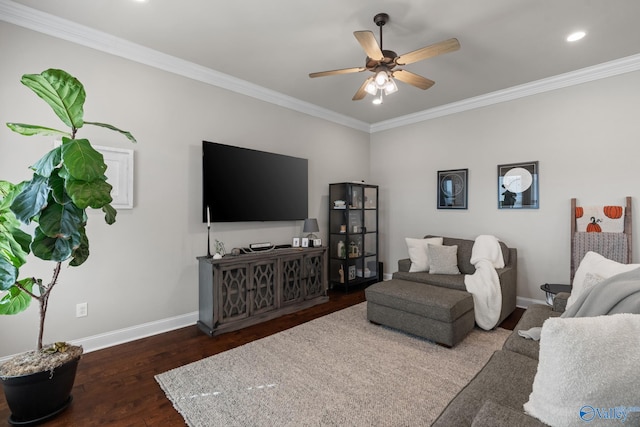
372, 94, 383, 105
374, 70, 389, 87
365, 80, 378, 95
384, 78, 398, 95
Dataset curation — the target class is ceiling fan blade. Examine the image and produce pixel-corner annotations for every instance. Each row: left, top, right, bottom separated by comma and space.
352, 77, 373, 101
393, 70, 435, 90
395, 38, 460, 66
309, 67, 366, 78
353, 31, 384, 61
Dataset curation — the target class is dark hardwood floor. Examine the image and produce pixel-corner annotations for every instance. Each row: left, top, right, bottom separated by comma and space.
0, 289, 524, 426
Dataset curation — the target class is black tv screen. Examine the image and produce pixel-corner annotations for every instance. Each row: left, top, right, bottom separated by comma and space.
202, 141, 308, 222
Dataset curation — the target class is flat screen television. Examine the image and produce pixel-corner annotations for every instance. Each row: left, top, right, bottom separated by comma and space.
202, 141, 308, 222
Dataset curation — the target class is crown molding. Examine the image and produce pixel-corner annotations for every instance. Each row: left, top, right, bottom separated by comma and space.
2, 0, 639, 135
371, 53, 640, 133
0, 0, 370, 133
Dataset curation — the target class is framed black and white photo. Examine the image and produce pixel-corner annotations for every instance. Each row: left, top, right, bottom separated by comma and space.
301, 237, 309, 248
498, 161, 539, 209
437, 169, 468, 209
292, 237, 300, 247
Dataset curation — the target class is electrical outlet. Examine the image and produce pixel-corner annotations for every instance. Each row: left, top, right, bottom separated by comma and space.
76, 302, 88, 318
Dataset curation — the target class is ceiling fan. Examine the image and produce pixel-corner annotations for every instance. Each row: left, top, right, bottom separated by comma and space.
309, 13, 460, 103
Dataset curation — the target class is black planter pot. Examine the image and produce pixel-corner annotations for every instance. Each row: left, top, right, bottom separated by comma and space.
1, 356, 79, 426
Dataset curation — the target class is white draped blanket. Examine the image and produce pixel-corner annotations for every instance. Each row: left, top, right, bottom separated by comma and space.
464, 235, 504, 330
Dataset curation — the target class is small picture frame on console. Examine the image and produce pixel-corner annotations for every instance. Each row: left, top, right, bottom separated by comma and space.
313, 238, 322, 247
292, 237, 300, 247
301, 238, 309, 248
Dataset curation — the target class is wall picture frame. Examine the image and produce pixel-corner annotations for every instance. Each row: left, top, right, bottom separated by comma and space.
498, 161, 539, 209
437, 169, 468, 209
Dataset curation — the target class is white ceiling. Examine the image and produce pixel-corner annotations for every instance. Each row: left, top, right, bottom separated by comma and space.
6, 0, 640, 126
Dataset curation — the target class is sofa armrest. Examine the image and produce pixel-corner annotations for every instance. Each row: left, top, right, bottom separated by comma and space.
397, 258, 411, 273
471, 400, 546, 427
552, 292, 570, 313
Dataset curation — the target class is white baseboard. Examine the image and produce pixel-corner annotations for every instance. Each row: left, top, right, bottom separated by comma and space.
70, 311, 199, 354
0, 311, 199, 363
517, 296, 548, 308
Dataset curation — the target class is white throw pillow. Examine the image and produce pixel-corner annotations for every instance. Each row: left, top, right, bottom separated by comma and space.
524, 314, 640, 426
405, 237, 443, 272
568, 251, 640, 309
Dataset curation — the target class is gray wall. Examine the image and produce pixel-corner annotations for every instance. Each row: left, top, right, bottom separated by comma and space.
0, 22, 369, 357
371, 70, 640, 303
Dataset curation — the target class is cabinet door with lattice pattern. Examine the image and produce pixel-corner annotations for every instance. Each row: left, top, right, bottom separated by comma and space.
281, 255, 303, 305
250, 259, 277, 315
218, 263, 249, 324
304, 252, 326, 299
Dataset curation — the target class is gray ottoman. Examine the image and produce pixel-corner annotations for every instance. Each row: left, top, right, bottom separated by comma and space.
365, 279, 475, 347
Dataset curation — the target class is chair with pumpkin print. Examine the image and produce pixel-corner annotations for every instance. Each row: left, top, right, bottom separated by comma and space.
570, 196, 632, 283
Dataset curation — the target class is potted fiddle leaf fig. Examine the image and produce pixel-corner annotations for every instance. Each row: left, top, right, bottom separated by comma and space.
0, 68, 136, 424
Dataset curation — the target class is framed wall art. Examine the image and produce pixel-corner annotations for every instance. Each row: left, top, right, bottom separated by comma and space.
498, 161, 539, 209
437, 169, 468, 209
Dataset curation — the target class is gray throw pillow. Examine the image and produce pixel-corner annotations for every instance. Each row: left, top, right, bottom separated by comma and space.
427, 244, 461, 275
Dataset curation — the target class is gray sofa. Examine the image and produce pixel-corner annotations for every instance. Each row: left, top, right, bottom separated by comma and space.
392, 236, 518, 325
366, 236, 517, 346
432, 297, 567, 426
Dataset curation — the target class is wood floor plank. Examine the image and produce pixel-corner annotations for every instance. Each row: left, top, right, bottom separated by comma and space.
0, 288, 522, 426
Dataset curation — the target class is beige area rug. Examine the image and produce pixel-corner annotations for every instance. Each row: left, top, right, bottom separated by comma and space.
155, 303, 510, 426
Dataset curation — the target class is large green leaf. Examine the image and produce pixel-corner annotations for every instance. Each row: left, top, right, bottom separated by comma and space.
61, 138, 106, 181
0, 278, 34, 314
48, 170, 68, 205
11, 174, 50, 223
38, 199, 84, 241
6, 123, 70, 138
0, 220, 31, 268
0, 257, 18, 291
65, 178, 112, 209
102, 203, 117, 225
31, 227, 73, 262
69, 228, 89, 267
85, 121, 137, 143
0, 180, 24, 211
31, 146, 62, 178
21, 69, 85, 130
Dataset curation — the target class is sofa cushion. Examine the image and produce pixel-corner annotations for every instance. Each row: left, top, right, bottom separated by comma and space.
405, 236, 443, 272
502, 304, 561, 360
428, 244, 461, 275
425, 236, 510, 275
524, 313, 640, 427
432, 350, 539, 427
392, 270, 466, 291
365, 279, 473, 323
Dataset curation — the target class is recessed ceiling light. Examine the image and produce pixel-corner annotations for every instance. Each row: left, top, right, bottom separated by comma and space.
567, 31, 586, 42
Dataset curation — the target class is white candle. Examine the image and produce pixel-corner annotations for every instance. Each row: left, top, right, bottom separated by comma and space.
207, 206, 211, 228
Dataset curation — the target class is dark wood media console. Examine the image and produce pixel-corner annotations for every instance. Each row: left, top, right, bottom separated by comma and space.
197, 247, 329, 336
